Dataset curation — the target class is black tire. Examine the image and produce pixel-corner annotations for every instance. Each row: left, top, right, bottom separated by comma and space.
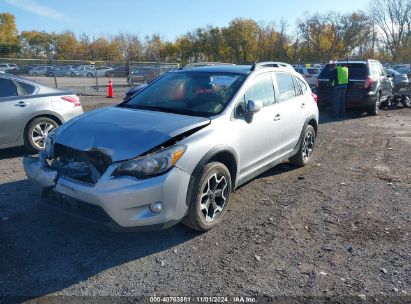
182, 162, 232, 231
70, 72, 75, 77
289, 124, 316, 167
367, 93, 381, 116
24, 117, 59, 153
87, 72, 93, 77
401, 96, 411, 108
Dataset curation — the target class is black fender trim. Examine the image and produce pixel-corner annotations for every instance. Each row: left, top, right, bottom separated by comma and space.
185, 145, 239, 208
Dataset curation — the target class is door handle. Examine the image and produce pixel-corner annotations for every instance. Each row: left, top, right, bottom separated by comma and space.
14, 101, 29, 107
301, 103, 306, 109
274, 114, 281, 121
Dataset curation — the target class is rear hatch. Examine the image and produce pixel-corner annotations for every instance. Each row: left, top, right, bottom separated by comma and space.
317, 63, 368, 105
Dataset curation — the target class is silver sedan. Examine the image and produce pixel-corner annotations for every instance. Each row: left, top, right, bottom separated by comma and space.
0, 73, 83, 152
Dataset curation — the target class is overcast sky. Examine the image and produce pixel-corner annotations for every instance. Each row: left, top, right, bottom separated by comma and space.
2, 0, 370, 39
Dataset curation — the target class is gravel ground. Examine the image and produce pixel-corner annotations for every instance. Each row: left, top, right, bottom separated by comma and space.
0, 102, 410, 303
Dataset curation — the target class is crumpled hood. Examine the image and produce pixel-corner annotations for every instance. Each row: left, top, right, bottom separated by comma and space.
54, 107, 210, 161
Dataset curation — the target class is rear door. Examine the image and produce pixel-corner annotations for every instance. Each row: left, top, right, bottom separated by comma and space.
0, 78, 36, 145
273, 72, 308, 152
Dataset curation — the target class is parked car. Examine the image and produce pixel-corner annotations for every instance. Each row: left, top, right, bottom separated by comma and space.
386, 68, 411, 107
0, 74, 83, 151
28, 65, 52, 76
23, 62, 319, 231
0, 63, 19, 73
295, 65, 322, 87
46, 66, 79, 77
78, 66, 113, 77
128, 66, 161, 84
316, 60, 392, 115
105, 66, 128, 77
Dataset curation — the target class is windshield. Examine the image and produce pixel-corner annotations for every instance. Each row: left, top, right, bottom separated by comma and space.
121, 71, 246, 117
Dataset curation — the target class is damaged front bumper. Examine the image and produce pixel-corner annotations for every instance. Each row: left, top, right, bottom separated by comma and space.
23, 156, 191, 231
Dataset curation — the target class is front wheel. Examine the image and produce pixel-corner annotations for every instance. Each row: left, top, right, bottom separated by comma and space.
87, 72, 93, 77
24, 117, 59, 152
289, 124, 316, 167
182, 162, 232, 231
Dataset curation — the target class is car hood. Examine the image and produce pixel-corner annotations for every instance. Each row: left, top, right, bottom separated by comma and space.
54, 106, 210, 162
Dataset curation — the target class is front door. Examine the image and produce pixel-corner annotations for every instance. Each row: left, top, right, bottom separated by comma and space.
232, 73, 283, 178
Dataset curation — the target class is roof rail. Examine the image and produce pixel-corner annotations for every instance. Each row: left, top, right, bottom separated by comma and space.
250, 61, 294, 71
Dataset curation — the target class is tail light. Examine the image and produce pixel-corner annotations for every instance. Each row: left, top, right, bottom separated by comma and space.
364, 76, 375, 89
61, 96, 81, 107
311, 92, 318, 103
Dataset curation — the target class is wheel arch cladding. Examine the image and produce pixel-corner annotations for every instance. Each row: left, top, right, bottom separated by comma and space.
189, 146, 238, 196
208, 151, 237, 188
308, 118, 318, 136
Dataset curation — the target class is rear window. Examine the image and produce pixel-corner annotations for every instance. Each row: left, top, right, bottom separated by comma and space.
319, 63, 367, 80
307, 68, 321, 75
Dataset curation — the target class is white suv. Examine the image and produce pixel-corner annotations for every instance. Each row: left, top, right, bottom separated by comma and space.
24, 62, 319, 231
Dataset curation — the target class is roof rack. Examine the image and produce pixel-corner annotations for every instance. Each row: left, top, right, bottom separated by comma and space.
250, 61, 294, 71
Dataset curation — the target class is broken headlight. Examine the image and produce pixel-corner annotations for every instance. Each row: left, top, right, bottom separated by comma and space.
114, 145, 186, 178
43, 130, 56, 157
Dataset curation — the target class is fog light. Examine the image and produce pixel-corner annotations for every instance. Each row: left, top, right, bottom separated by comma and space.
149, 201, 163, 213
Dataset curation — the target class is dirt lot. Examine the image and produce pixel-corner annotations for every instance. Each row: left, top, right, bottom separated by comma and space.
0, 99, 410, 303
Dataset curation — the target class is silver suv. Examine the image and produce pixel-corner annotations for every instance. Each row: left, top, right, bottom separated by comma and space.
23, 62, 319, 231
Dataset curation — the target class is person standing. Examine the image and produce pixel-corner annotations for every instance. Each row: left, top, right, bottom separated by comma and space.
329, 62, 349, 118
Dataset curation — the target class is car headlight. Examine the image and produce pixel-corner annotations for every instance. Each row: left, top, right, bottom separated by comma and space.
113, 145, 186, 178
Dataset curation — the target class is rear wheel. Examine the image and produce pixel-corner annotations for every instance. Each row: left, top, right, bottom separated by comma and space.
401, 96, 411, 108
182, 162, 232, 231
367, 93, 381, 116
87, 72, 93, 77
289, 124, 316, 167
24, 117, 59, 152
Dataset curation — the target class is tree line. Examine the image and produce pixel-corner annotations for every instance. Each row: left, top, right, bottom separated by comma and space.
0, 0, 410, 64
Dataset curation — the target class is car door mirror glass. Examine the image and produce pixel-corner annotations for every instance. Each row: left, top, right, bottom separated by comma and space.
247, 99, 262, 113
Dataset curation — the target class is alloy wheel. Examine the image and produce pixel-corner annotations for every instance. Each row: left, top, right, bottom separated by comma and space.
302, 130, 315, 161
200, 173, 228, 222
31, 122, 55, 149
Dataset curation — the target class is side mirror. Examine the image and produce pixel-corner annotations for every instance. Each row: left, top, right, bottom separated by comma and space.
247, 100, 263, 113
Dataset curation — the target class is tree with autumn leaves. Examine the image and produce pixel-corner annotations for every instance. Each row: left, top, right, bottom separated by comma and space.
1, 0, 410, 64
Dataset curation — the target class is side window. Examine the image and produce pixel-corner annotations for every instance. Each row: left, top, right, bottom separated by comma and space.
244, 73, 275, 107
276, 73, 297, 101
0, 78, 18, 98
295, 77, 307, 96
379, 65, 386, 76
370, 64, 379, 77
17, 81, 36, 95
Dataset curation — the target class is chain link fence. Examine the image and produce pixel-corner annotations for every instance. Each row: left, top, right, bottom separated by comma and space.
0, 58, 180, 96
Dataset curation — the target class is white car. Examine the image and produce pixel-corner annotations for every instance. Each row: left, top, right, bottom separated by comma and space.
28, 65, 52, 76
295, 66, 322, 87
78, 66, 113, 77
0, 63, 18, 72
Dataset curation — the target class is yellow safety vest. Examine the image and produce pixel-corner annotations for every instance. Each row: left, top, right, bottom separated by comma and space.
336, 66, 349, 85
